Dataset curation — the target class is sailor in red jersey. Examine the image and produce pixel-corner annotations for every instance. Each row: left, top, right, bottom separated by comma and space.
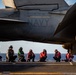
65, 51, 74, 62
53, 49, 61, 62
39, 49, 47, 62
27, 49, 35, 62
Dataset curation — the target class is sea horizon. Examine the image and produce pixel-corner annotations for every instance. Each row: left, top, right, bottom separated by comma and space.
0, 53, 76, 62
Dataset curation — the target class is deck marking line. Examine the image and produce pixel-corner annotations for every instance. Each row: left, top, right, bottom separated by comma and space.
1, 72, 76, 75
10, 72, 76, 75
44, 64, 70, 66
10, 72, 63, 75
69, 62, 73, 65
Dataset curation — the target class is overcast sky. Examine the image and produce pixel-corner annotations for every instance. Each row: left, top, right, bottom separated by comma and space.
65, 0, 76, 5
0, 0, 76, 53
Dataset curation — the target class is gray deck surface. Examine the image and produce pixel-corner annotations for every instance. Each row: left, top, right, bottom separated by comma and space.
0, 62, 76, 75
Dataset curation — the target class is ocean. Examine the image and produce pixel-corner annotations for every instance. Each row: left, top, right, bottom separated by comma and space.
0, 53, 76, 62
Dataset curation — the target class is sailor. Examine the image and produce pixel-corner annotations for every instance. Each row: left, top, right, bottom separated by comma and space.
18, 47, 26, 62
53, 49, 61, 62
65, 51, 74, 62
27, 49, 35, 62
0, 55, 2, 61
6, 45, 17, 62
39, 49, 47, 62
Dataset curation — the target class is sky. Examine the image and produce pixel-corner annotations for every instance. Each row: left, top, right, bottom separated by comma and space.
65, 0, 76, 5
0, 0, 76, 53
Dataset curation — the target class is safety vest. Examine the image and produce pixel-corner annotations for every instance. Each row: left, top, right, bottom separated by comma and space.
66, 53, 70, 59
40, 52, 47, 58
55, 52, 61, 58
